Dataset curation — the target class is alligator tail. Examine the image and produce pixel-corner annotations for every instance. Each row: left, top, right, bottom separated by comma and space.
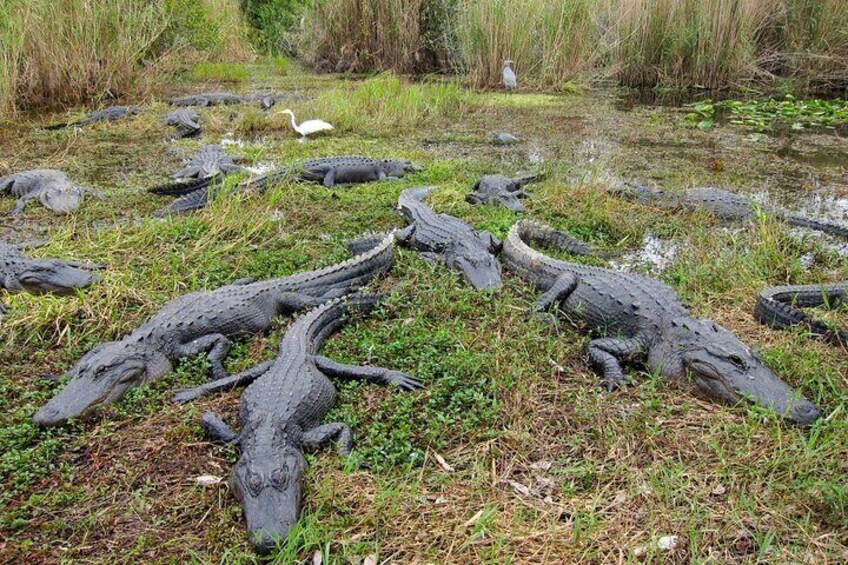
148, 176, 214, 196
152, 187, 210, 217
521, 222, 613, 259
241, 169, 289, 193
346, 232, 391, 255
754, 285, 848, 346
44, 123, 69, 131
787, 215, 848, 239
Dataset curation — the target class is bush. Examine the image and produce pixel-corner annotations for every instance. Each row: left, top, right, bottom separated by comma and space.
240, 0, 308, 54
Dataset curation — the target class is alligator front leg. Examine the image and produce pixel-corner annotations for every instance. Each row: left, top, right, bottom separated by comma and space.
302, 423, 353, 456
478, 230, 502, 253
172, 360, 275, 403
313, 355, 424, 391
178, 334, 233, 380
201, 411, 240, 444
535, 272, 579, 312
323, 168, 337, 188
587, 337, 645, 391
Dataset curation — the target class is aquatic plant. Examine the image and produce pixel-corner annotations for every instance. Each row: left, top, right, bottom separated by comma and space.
686, 95, 848, 130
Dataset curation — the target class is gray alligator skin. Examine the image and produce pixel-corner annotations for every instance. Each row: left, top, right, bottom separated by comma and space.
168, 92, 303, 109
615, 183, 848, 238
466, 173, 541, 212
1, 242, 98, 313
502, 219, 822, 425
163, 108, 201, 138
0, 169, 101, 215
395, 186, 503, 290
148, 144, 246, 216
755, 282, 848, 346
45, 105, 141, 130
33, 232, 397, 426
174, 294, 423, 553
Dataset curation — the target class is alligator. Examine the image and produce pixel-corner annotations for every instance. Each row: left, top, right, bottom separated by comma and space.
163, 108, 202, 138
349, 186, 502, 290
150, 156, 423, 216
33, 232, 397, 426
501, 219, 822, 425
174, 294, 423, 553
491, 133, 520, 145
466, 173, 541, 212
148, 144, 246, 216
168, 92, 303, 109
614, 183, 848, 238
755, 282, 848, 346
45, 105, 142, 130
1, 242, 98, 313
0, 169, 102, 215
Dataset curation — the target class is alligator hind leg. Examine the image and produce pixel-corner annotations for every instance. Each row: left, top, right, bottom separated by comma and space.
201, 411, 239, 444
178, 334, 233, 380
172, 360, 275, 403
535, 272, 579, 312
588, 337, 645, 391
314, 355, 425, 391
302, 423, 353, 456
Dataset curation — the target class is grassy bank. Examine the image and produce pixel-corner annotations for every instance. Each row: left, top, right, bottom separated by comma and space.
303, 0, 848, 92
0, 0, 250, 117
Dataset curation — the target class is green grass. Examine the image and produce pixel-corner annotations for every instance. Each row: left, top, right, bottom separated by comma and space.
0, 60, 846, 563
188, 61, 250, 83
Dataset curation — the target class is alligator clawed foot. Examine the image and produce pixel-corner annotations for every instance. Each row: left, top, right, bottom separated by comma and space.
385, 371, 425, 391
532, 311, 561, 334
603, 375, 628, 392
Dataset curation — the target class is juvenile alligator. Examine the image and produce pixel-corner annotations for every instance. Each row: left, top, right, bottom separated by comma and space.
174, 294, 423, 553
755, 282, 848, 346
466, 173, 541, 212
1, 242, 98, 313
153, 156, 423, 215
502, 219, 822, 425
33, 232, 397, 426
615, 183, 848, 238
1, 169, 101, 215
45, 105, 141, 130
164, 108, 202, 138
148, 145, 246, 216
351, 186, 502, 290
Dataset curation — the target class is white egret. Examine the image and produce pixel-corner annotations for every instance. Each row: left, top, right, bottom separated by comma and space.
279, 109, 333, 142
502, 60, 517, 90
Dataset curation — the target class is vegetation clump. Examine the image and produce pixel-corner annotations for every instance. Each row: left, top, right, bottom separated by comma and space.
686, 95, 848, 130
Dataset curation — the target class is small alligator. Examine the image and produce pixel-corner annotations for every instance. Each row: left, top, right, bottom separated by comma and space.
491, 133, 520, 145
151, 156, 423, 216
615, 183, 848, 238
33, 232, 397, 426
149, 145, 246, 216
163, 108, 202, 138
174, 294, 423, 553
755, 282, 848, 346
466, 173, 541, 212
350, 186, 502, 290
502, 219, 822, 425
45, 105, 141, 130
0, 169, 101, 215
1, 242, 98, 313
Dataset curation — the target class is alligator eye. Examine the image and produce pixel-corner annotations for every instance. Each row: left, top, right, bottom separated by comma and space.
728, 354, 746, 369
246, 471, 263, 495
270, 469, 286, 489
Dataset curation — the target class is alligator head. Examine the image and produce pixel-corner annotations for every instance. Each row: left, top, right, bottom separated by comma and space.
381, 159, 424, 176
33, 341, 169, 426
232, 434, 305, 554
38, 185, 84, 214
16, 258, 98, 295
653, 318, 821, 425
445, 244, 503, 290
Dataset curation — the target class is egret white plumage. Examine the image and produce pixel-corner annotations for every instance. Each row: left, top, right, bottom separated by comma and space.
279, 109, 334, 141
502, 60, 517, 90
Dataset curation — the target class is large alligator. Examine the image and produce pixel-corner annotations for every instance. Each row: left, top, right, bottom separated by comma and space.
149, 144, 246, 216
33, 232, 397, 426
1, 242, 99, 313
151, 156, 423, 215
174, 294, 423, 553
163, 108, 202, 138
466, 173, 541, 212
1, 169, 101, 215
358, 186, 502, 290
502, 219, 822, 425
614, 183, 848, 238
45, 105, 141, 130
755, 282, 848, 346
168, 92, 303, 110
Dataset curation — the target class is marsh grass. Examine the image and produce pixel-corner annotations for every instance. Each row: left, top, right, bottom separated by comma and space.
188, 62, 249, 83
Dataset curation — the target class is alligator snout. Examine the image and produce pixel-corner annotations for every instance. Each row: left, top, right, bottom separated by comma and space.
787, 399, 823, 427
